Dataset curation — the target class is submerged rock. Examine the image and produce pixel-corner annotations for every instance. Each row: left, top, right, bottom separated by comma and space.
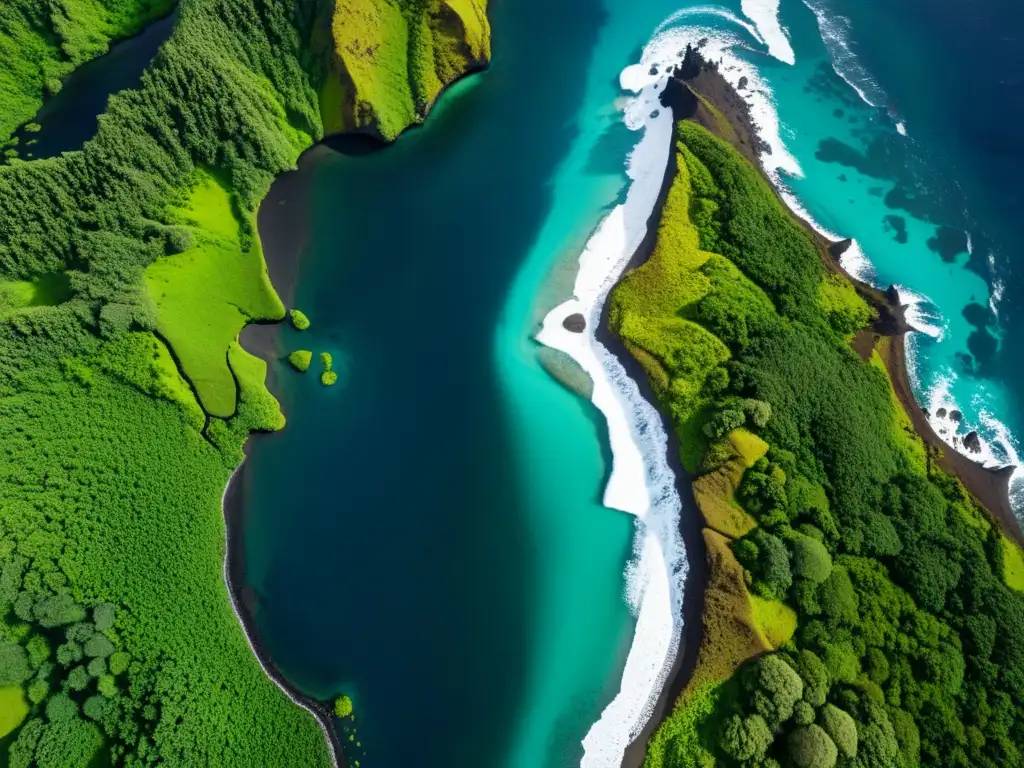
951, 410, 963, 422
936, 407, 947, 418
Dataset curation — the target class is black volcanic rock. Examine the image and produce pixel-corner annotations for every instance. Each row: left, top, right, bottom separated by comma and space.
563, 313, 586, 333
963, 431, 982, 453
659, 75, 699, 119
829, 238, 854, 260
950, 410, 963, 422
936, 408, 947, 418
677, 44, 702, 80
737, 76, 748, 90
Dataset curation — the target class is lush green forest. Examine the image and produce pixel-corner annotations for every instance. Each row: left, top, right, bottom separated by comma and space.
0, 0, 489, 763
612, 111, 1024, 768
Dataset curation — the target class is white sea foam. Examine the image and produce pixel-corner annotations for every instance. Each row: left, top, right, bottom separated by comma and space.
800, 0, 886, 108
562, 19, 831, 764
990, 255, 1004, 319
894, 285, 946, 340
896, 121, 908, 137
923, 373, 1022, 489
538, 45, 686, 767
741, 0, 795, 64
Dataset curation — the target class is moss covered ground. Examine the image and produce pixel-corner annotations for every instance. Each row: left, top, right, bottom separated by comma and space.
618, 113, 1024, 768
0, 686, 29, 738
1003, 535, 1024, 592
146, 170, 285, 417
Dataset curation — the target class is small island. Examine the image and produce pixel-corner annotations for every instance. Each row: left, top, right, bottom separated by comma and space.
289, 309, 310, 331
288, 350, 312, 372
320, 352, 337, 387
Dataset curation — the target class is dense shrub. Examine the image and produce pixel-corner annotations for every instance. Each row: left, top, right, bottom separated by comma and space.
634, 119, 1024, 768
788, 724, 838, 768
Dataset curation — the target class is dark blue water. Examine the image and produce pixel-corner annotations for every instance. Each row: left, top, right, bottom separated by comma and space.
8, 11, 176, 162
823, 0, 1024, 470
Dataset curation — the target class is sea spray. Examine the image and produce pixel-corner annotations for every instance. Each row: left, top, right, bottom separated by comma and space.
740, 0, 795, 64
536, 55, 685, 766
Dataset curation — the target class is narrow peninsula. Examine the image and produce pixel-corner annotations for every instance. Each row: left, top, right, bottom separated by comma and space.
612, 49, 1024, 768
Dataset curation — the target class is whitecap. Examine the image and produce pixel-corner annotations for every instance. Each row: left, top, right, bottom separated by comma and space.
741, 0, 796, 64
893, 284, 945, 340
801, 0, 887, 108
896, 121, 907, 137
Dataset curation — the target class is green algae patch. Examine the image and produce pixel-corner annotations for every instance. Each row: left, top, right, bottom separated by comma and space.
290, 308, 311, 330
334, 695, 353, 718
319, 351, 338, 386
0, 686, 29, 738
289, 350, 312, 372
145, 171, 285, 418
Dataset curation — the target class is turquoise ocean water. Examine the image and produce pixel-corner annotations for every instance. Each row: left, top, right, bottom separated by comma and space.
243, 0, 1024, 766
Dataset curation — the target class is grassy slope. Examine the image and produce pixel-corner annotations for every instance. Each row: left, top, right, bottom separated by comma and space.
146, 170, 285, 417
0, 0, 176, 145
325, 0, 490, 140
616, 117, 1024, 768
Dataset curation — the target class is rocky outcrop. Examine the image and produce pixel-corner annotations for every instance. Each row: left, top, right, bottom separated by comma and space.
320, 0, 491, 142
562, 313, 586, 333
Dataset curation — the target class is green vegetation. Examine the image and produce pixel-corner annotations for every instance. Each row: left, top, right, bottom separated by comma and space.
290, 308, 311, 330
1003, 535, 1024, 592
0, 0, 490, 758
289, 349, 313, 372
326, 0, 490, 139
334, 694, 353, 718
0, 0, 177, 144
146, 170, 286, 418
0, 685, 29, 738
620, 119, 1024, 768
320, 351, 338, 386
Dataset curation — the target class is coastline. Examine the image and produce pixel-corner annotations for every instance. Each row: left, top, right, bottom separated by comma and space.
223, 50, 495, 768
599, 49, 1024, 768
225, 151, 345, 767
592, 114, 704, 768
222, 463, 345, 768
